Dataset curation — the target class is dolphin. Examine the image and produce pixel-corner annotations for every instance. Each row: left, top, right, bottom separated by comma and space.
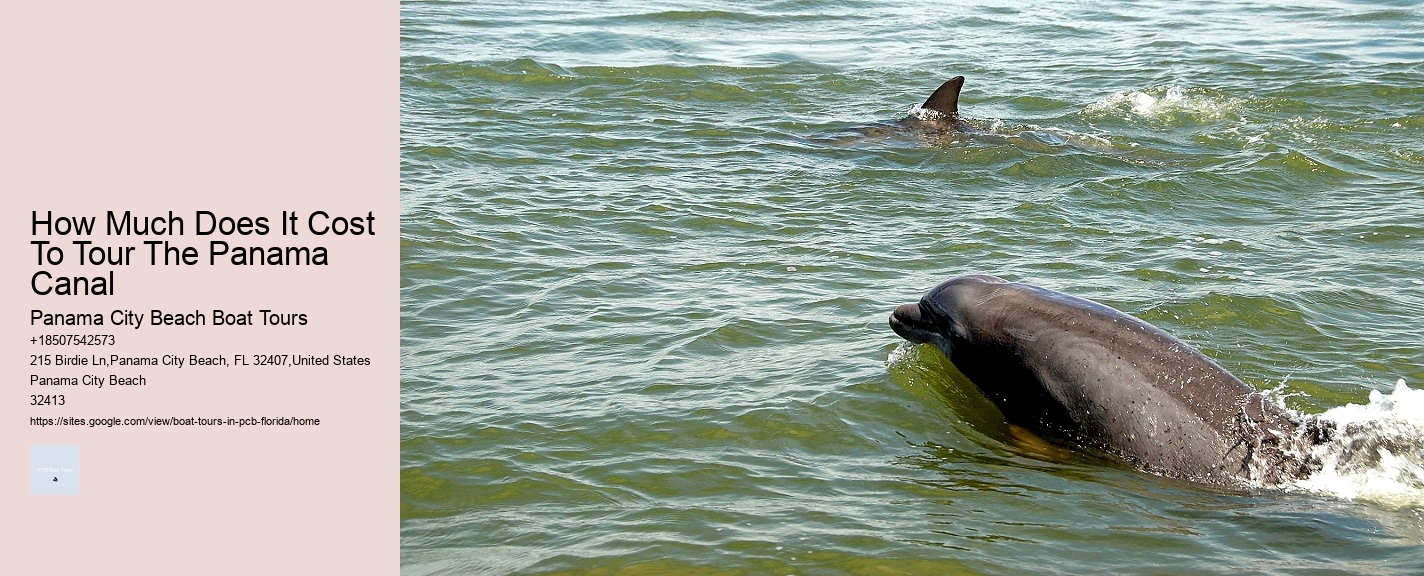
845, 76, 1147, 158
844, 76, 971, 142
889, 274, 1330, 486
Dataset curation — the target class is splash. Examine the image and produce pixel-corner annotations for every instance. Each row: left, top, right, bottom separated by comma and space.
1085, 85, 1240, 123
885, 340, 918, 367
904, 104, 950, 123
1130, 86, 1185, 116
1292, 379, 1424, 508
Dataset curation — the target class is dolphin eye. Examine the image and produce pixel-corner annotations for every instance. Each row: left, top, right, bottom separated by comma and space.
920, 301, 950, 326
920, 300, 968, 339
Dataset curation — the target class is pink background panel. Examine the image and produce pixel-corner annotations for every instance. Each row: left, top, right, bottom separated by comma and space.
2, 2, 396, 573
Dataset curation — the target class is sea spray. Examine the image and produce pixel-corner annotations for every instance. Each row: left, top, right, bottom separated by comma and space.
1293, 379, 1424, 507
1084, 85, 1241, 123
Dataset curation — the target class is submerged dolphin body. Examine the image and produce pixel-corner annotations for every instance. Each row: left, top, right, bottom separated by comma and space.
890, 274, 1330, 486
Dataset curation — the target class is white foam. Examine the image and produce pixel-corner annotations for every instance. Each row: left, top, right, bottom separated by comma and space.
1086, 85, 1238, 122
1130, 92, 1158, 116
1292, 379, 1424, 508
904, 104, 948, 122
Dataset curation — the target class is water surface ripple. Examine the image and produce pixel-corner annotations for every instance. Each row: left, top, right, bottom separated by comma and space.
402, 1, 1424, 574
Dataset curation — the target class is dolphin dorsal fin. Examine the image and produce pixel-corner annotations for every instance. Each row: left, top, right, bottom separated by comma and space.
921, 76, 965, 117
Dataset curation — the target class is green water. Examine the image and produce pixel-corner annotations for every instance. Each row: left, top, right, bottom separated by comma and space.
401, 1, 1424, 573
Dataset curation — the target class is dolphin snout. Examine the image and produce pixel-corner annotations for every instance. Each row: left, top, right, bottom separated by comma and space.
889, 302, 927, 342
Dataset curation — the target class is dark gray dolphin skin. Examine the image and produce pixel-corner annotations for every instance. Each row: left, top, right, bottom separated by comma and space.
890, 274, 1329, 486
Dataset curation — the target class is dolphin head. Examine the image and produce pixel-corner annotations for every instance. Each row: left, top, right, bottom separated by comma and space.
889, 274, 1008, 357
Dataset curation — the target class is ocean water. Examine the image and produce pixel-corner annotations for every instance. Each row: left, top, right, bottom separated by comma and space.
400, 1, 1424, 573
